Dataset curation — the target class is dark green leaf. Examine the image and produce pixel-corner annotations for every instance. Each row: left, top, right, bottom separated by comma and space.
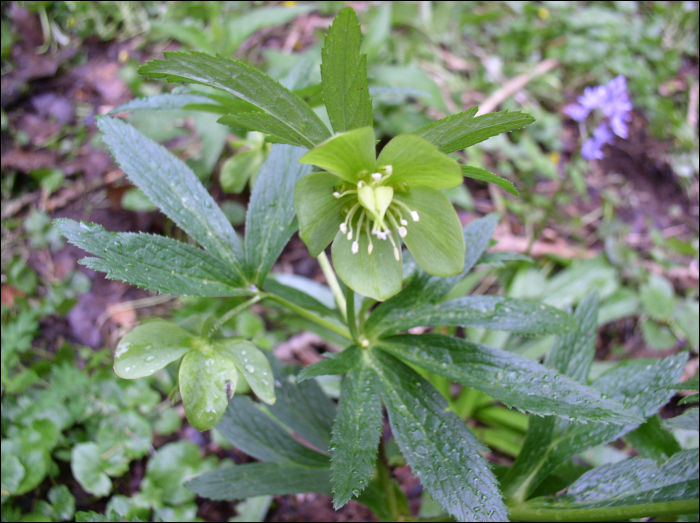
664, 408, 699, 431
216, 397, 329, 467
267, 377, 337, 453
321, 7, 373, 133
365, 214, 498, 333
244, 144, 311, 285
185, 462, 332, 500
477, 251, 533, 268
669, 378, 699, 391
379, 334, 641, 423
502, 354, 688, 502
140, 52, 330, 148
679, 394, 699, 405
414, 109, 534, 153
330, 356, 383, 508
462, 165, 518, 195
55, 220, 249, 297
368, 349, 508, 522
263, 274, 338, 319
109, 93, 218, 114
96, 116, 246, 273
367, 296, 575, 338
625, 415, 681, 463
298, 346, 361, 381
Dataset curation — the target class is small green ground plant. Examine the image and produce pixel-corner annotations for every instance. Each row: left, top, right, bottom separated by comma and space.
53, 7, 698, 522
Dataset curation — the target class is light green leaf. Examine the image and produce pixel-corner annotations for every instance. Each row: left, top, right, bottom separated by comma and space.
368, 349, 508, 522
96, 116, 245, 272
669, 378, 699, 391
244, 144, 311, 285
625, 415, 681, 463
216, 397, 329, 467
144, 441, 209, 506
414, 108, 535, 154
642, 320, 677, 351
517, 449, 699, 515
179, 345, 238, 431
267, 378, 337, 453
229, 496, 273, 522
295, 172, 349, 256
219, 340, 275, 405
56, 220, 249, 298
462, 165, 518, 195
185, 462, 332, 500
298, 346, 361, 381
114, 320, 192, 379
321, 7, 373, 133
332, 228, 402, 301
365, 214, 499, 332
367, 296, 574, 338
109, 93, 218, 114
220, 149, 264, 194
377, 134, 462, 190
679, 394, 699, 405
676, 301, 699, 349
502, 353, 688, 502
140, 52, 330, 148
640, 275, 676, 322
394, 187, 465, 276
330, 355, 383, 508
225, 5, 315, 53
1, 445, 25, 493
299, 127, 376, 182
379, 334, 641, 423
664, 408, 699, 431
71, 443, 112, 497
47, 484, 76, 522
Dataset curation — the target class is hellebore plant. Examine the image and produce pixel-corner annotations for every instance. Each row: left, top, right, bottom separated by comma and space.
296, 126, 464, 300
55, 7, 698, 523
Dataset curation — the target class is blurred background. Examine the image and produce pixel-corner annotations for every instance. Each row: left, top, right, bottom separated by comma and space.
1, 1, 698, 521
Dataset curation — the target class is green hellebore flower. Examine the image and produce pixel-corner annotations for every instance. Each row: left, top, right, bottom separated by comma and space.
295, 127, 465, 301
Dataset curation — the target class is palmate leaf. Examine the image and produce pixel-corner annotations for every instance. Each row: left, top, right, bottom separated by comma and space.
378, 334, 641, 423
414, 108, 535, 154
96, 117, 246, 273
139, 52, 330, 148
330, 355, 383, 509
321, 7, 373, 133
185, 462, 332, 501
367, 349, 508, 522
365, 214, 499, 331
513, 450, 699, 520
244, 144, 311, 286
55, 221, 249, 297
366, 296, 575, 338
502, 353, 688, 502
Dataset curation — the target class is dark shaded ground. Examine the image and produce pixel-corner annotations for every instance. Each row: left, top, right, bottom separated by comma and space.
2, 5, 698, 522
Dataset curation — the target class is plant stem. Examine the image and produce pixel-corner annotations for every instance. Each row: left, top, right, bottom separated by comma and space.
377, 438, 401, 521
266, 293, 353, 341
207, 294, 264, 337
526, 167, 570, 255
345, 284, 359, 342
317, 251, 347, 321
507, 499, 699, 522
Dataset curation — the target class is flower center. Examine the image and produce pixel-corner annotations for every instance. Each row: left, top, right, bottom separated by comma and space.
333, 164, 420, 260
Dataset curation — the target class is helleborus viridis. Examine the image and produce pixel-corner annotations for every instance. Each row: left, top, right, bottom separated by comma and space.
295, 126, 465, 301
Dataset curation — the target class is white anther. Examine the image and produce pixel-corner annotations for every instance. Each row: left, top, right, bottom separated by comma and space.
376, 231, 388, 240
384, 165, 393, 175
371, 172, 382, 182
410, 211, 420, 222
393, 247, 400, 260
368, 243, 373, 255
398, 226, 407, 238
351, 241, 359, 254
339, 223, 347, 234
347, 231, 353, 240
357, 181, 365, 188
333, 191, 342, 198
400, 218, 408, 226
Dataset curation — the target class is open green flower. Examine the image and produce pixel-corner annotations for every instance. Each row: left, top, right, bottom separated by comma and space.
295, 127, 465, 301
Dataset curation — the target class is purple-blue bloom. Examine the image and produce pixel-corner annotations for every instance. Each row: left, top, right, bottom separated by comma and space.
564, 75, 632, 160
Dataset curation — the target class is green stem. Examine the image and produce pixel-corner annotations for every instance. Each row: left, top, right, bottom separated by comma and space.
526, 168, 570, 255
317, 251, 347, 321
345, 284, 359, 342
207, 294, 264, 337
507, 499, 699, 522
377, 438, 401, 521
266, 293, 353, 341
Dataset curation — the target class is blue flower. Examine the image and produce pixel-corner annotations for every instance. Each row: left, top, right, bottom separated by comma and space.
564, 75, 632, 160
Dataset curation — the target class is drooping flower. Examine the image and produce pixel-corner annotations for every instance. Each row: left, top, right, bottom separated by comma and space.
295, 127, 465, 301
564, 75, 632, 160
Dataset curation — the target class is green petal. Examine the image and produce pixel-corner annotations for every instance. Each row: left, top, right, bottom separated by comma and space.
299, 127, 376, 183
394, 188, 464, 276
377, 134, 461, 190
331, 230, 402, 301
295, 172, 348, 256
